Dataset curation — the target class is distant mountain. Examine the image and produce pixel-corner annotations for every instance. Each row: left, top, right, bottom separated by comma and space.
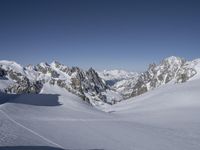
98, 70, 139, 99
0, 56, 200, 106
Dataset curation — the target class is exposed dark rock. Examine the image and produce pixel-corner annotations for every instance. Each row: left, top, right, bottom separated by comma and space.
6, 80, 43, 94
176, 67, 197, 83
8, 71, 24, 82
131, 56, 186, 97
0, 67, 6, 77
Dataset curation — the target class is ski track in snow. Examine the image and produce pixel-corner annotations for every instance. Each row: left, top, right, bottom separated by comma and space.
0, 110, 65, 149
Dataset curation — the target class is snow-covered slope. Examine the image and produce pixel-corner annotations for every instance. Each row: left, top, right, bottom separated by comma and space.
0, 79, 14, 92
0, 77, 200, 149
106, 78, 200, 149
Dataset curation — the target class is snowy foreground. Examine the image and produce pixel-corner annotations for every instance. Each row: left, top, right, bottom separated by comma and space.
0, 79, 200, 150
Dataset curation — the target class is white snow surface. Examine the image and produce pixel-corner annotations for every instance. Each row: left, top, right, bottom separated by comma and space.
0, 60, 25, 74
0, 78, 200, 150
0, 60, 39, 81
0, 79, 14, 91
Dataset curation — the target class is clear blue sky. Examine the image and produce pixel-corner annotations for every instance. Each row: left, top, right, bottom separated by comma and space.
0, 0, 200, 71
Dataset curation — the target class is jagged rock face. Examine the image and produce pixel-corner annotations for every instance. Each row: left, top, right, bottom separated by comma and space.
6, 80, 43, 94
49, 67, 109, 103
84, 68, 107, 93
4, 71, 43, 94
8, 70, 24, 82
80, 68, 108, 102
22, 61, 117, 104
0, 61, 43, 94
35, 63, 60, 78
131, 56, 195, 97
53, 61, 71, 74
176, 61, 198, 83
176, 67, 196, 83
0, 67, 6, 77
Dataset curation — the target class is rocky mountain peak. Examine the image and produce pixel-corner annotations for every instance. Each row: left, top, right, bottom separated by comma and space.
131, 56, 199, 97
163, 56, 183, 62
50, 61, 62, 68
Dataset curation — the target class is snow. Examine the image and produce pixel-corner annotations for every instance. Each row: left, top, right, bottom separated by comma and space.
187, 59, 200, 80
106, 79, 200, 113
38, 62, 49, 68
0, 60, 25, 75
102, 89, 123, 103
98, 69, 138, 81
98, 69, 139, 97
0, 78, 200, 149
50, 62, 71, 81
163, 56, 184, 64
0, 79, 14, 91
112, 79, 135, 95
0, 60, 40, 81
0, 110, 56, 147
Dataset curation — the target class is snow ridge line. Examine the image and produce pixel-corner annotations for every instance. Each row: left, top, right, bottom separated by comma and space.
0, 110, 65, 149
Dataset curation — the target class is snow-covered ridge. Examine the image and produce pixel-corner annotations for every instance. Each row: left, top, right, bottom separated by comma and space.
0, 60, 25, 75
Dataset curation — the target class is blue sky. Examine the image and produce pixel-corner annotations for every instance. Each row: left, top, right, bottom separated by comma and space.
0, 0, 200, 71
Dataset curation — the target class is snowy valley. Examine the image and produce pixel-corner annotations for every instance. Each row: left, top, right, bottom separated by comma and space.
0, 56, 200, 150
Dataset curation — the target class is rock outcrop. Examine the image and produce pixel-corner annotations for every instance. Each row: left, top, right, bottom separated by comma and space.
131, 56, 199, 97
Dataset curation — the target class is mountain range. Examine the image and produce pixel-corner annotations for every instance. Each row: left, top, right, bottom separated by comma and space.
0, 56, 200, 108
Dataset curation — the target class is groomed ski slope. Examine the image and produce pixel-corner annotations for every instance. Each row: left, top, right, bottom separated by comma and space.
0, 79, 200, 150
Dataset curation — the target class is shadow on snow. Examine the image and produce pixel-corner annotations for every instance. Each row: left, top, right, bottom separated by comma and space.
0, 92, 61, 106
